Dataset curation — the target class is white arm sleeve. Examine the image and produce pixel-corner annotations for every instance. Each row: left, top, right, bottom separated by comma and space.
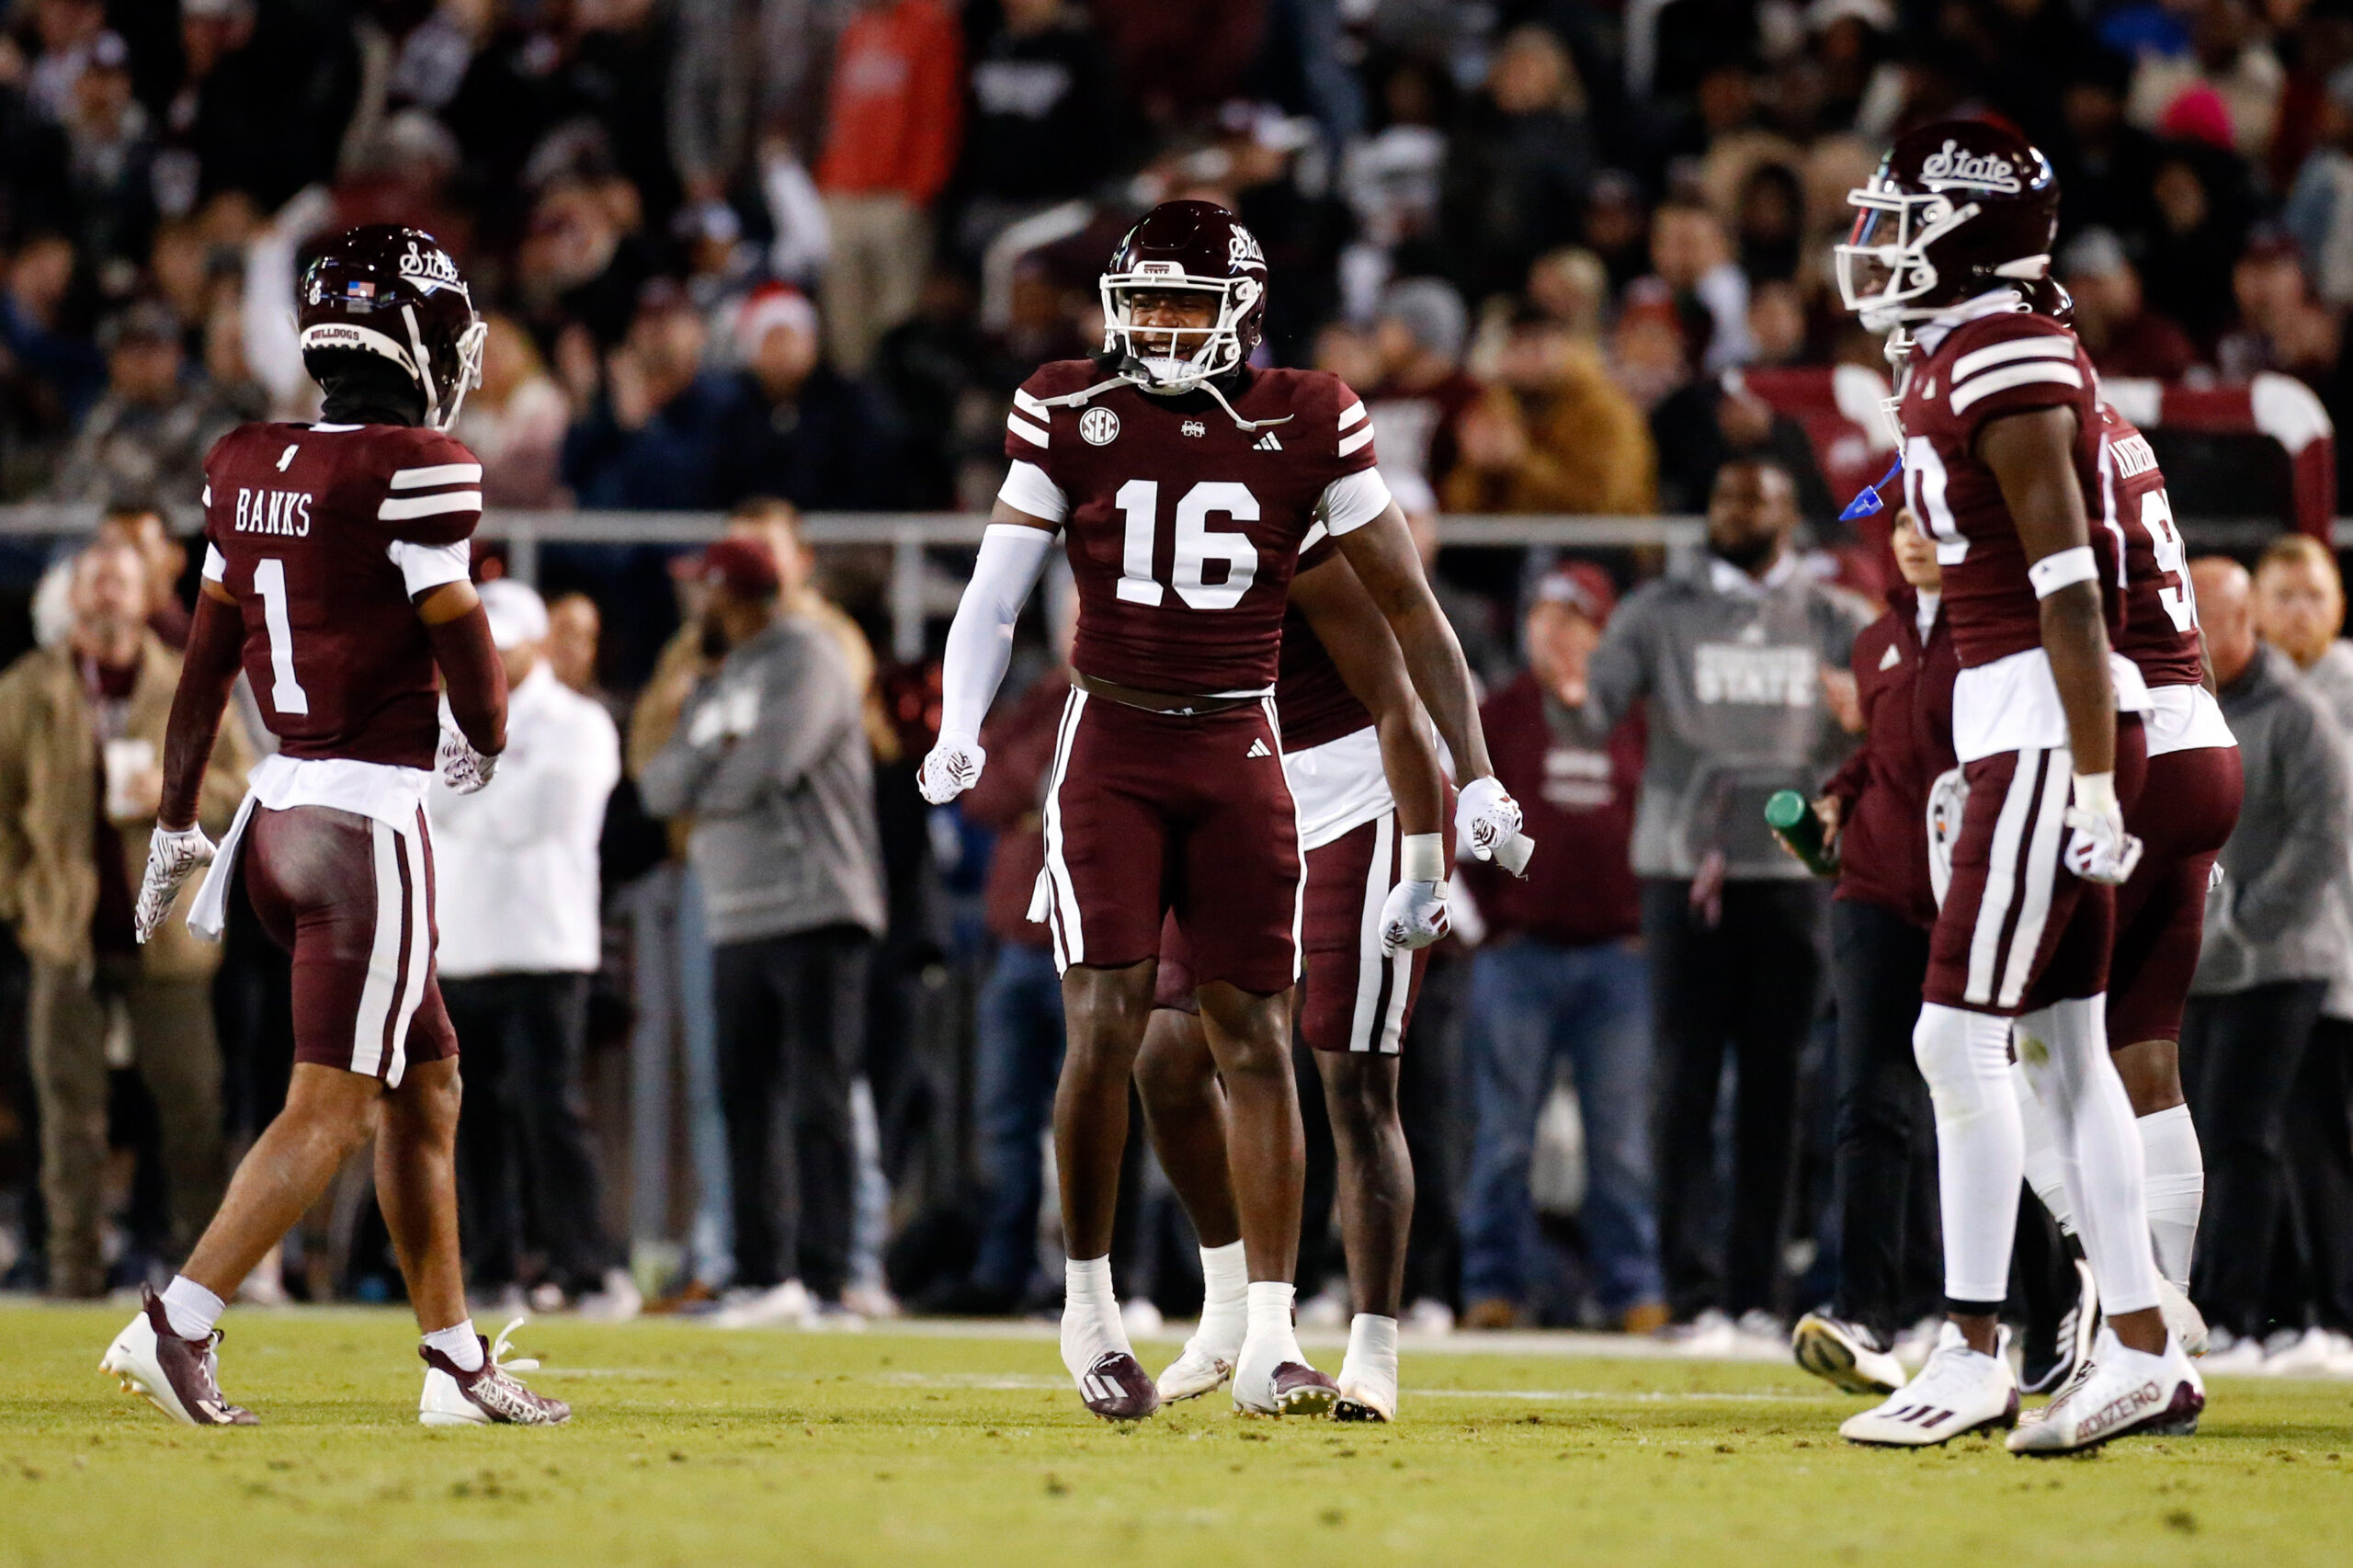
939, 524, 1056, 744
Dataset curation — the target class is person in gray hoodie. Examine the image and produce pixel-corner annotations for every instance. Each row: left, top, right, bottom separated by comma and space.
2240, 536, 2353, 1368
1558, 458, 1871, 1333
2184, 554, 2353, 1360
639, 537, 885, 1320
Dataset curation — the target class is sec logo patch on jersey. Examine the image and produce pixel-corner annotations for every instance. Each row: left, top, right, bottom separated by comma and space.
1080, 407, 1120, 446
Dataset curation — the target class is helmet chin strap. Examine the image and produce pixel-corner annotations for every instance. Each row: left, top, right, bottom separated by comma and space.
402, 304, 444, 430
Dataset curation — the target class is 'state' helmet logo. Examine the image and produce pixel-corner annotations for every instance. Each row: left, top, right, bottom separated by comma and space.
1919, 139, 2022, 194
1080, 407, 1120, 446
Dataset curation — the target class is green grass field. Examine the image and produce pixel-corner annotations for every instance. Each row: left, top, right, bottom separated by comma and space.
3, 1304, 2348, 1567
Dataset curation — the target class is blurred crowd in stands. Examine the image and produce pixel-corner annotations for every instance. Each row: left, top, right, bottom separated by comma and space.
9, 0, 2353, 1361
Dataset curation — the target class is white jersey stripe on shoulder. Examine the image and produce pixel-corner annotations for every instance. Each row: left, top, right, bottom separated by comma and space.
1950, 362, 2082, 415
351, 820, 404, 1077
1013, 389, 1051, 420
1949, 335, 2077, 383
384, 812, 434, 1088
378, 491, 483, 521
1337, 422, 1376, 458
1337, 399, 1367, 430
1007, 413, 1050, 448
389, 461, 483, 489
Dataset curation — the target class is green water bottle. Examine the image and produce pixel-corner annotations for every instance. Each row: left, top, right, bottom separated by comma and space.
1766, 789, 1839, 877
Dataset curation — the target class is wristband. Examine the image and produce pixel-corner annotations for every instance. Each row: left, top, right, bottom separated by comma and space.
2029, 545, 2097, 599
2072, 771, 2118, 816
1400, 833, 1446, 883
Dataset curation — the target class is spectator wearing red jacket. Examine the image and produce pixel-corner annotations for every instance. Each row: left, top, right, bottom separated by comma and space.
1790, 510, 1958, 1393
1458, 563, 1664, 1333
816, 0, 963, 374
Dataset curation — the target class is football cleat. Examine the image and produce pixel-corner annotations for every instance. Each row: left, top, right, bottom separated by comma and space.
1791, 1312, 1906, 1396
1333, 1377, 1395, 1424
1073, 1352, 1160, 1422
1156, 1336, 1237, 1403
419, 1318, 572, 1426
2158, 1276, 2209, 1358
99, 1286, 256, 1426
2007, 1326, 2201, 1454
1270, 1363, 1340, 1417
1839, 1323, 2018, 1448
2023, 1258, 2099, 1395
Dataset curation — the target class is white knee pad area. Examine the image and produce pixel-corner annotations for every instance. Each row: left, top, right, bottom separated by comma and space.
1912, 1003, 2025, 1306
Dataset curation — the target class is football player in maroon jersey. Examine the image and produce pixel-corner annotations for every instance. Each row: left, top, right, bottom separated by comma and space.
2008, 392, 2237, 1389
100, 227, 569, 1428
1136, 537, 1501, 1424
1831, 123, 2201, 1452
920, 201, 1523, 1420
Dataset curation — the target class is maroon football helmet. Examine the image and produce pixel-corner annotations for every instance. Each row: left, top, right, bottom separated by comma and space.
1836, 120, 2060, 330
1099, 199, 1268, 390
297, 226, 485, 429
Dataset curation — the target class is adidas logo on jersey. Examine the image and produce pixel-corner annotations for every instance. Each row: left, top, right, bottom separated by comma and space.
1879, 643, 1902, 671
1254, 432, 1283, 451
1246, 738, 1272, 758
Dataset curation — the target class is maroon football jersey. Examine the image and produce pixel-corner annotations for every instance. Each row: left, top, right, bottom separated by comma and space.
201, 420, 483, 769
1003, 361, 1378, 695
1276, 608, 1371, 751
2093, 403, 2206, 689
1898, 309, 2117, 670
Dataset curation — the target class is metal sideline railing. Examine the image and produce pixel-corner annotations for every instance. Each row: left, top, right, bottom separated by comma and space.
0, 506, 1709, 660
1, 505, 2339, 659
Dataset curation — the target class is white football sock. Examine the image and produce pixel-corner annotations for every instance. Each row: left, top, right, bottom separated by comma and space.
1195, 1241, 1248, 1352
1245, 1279, 1303, 1362
422, 1320, 485, 1373
2138, 1104, 2203, 1292
2016, 995, 2162, 1316
1060, 1256, 1131, 1380
2012, 1058, 2075, 1233
1913, 1003, 2024, 1306
1340, 1312, 1399, 1398
160, 1276, 224, 1342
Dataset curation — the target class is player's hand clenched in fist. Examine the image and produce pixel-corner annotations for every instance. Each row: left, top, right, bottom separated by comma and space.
919, 737, 986, 805
1381, 832, 1452, 953
134, 824, 215, 944
1455, 776, 1526, 872
2063, 771, 2143, 885
438, 726, 501, 794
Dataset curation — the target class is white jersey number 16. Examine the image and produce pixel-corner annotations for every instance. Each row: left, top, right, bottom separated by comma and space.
1113, 480, 1261, 610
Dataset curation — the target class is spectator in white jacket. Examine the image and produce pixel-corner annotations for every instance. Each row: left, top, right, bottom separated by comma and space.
430, 579, 632, 1317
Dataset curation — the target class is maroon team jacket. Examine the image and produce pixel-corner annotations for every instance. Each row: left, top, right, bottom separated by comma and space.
1462, 669, 1644, 947
1821, 585, 1959, 929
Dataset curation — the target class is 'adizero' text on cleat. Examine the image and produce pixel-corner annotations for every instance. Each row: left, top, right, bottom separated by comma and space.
99, 1286, 256, 1426
2007, 1327, 2202, 1455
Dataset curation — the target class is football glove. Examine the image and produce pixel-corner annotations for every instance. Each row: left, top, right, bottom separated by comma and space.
438, 726, 500, 795
1381, 833, 1451, 953
1455, 776, 1525, 869
918, 737, 986, 805
2063, 771, 2143, 886
135, 824, 214, 945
